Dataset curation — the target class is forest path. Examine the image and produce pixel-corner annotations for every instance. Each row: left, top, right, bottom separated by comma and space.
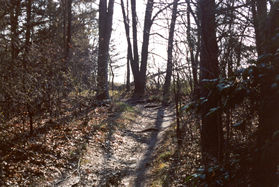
54, 102, 175, 187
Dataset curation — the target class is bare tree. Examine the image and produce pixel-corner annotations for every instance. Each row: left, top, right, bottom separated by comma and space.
96, 0, 115, 100
199, 0, 223, 162
186, 0, 198, 95
121, 0, 155, 97
254, 2, 279, 186
252, 0, 267, 56
10, 0, 21, 62
65, 0, 72, 62
162, 0, 179, 104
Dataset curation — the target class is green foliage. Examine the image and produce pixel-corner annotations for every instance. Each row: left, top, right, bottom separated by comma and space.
182, 64, 263, 119
185, 165, 230, 186
112, 102, 134, 113
183, 23, 279, 187
159, 151, 173, 162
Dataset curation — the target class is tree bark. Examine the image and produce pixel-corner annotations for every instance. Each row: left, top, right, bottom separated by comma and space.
252, 0, 267, 56
96, 0, 115, 100
254, 3, 279, 186
65, 0, 72, 62
162, 0, 179, 104
130, 0, 140, 73
137, 0, 154, 96
10, 0, 21, 62
126, 0, 130, 91
121, 0, 154, 97
25, 0, 32, 52
126, 48, 130, 91
120, 0, 138, 79
120, 0, 131, 91
62, 0, 67, 55
186, 0, 198, 96
199, 0, 223, 162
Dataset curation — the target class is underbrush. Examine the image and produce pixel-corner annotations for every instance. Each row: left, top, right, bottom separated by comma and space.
0, 95, 110, 186
149, 125, 176, 186
0, 92, 139, 186
149, 104, 260, 186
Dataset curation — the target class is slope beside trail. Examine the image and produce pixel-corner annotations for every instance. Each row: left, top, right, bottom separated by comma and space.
54, 102, 175, 187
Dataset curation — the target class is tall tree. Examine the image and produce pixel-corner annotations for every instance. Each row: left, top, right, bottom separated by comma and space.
138, 0, 154, 96
121, 0, 154, 97
162, 0, 179, 104
252, 0, 267, 56
25, 0, 32, 52
186, 0, 198, 95
126, 0, 130, 91
96, 0, 115, 100
254, 2, 279, 186
120, 0, 131, 91
62, 0, 67, 55
10, 0, 21, 62
126, 46, 131, 91
199, 0, 223, 162
65, 0, 72, 62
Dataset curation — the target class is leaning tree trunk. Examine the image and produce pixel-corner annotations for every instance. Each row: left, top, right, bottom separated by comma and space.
162, 0, 179, 104
199, 0, 223, 162
125, 0, 130, 91
121, 0, 140, 93
136, 0, 154, 97
96, 0, 115, 100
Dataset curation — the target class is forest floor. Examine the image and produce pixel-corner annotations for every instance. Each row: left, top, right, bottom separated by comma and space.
52, 101, 175, 186
0, 93, 262, 186
0, 95, 181, 186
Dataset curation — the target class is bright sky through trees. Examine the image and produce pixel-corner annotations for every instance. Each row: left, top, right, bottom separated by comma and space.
111, 0, 168, 83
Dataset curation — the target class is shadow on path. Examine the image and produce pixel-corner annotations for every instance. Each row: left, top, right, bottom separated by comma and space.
133, 107, 165, 187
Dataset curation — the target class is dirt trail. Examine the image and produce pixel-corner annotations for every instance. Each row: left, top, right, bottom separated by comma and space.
54, 103, 175, 187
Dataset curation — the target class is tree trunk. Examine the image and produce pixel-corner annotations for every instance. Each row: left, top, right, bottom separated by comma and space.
254, 3, 279, 186
10, 0, 21, 62
120, 0, 131, 91
120, 0, 138, 78
252, 0, 267, 56
174, 73, 182, 145
199, 0, 223, 162
130, 0, 140, 72
25, 0, 32, 52
186, 0, 198, 97
121, 0, 154, 98
65, 0, 72, 62
162, 0, 179, 104
129, 0, 142, 97
137, 0, 154, 96
125, 0, 130, 91
62, 0, 67, 55
109, 58, 114, 91
126, 49, 130, 91
96, 0, 115, 100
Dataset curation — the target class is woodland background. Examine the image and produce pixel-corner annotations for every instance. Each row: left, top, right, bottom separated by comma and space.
0, 0, 278, 186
